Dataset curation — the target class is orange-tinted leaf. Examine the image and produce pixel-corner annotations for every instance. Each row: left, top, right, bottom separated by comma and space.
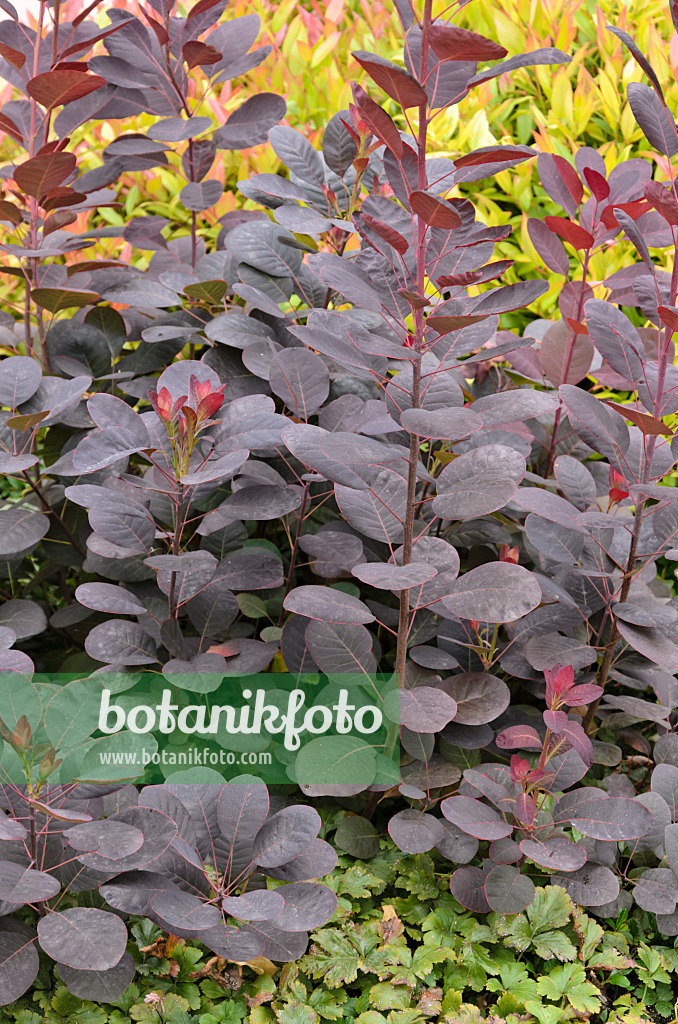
427, 315, 487, 333
7, 411, 49, 429
606, 401, 673, 436
31, 288, 100, 312
0, 112, 22, 145
352, 50, 427, 109
544, 216, 594, 250
566, 318, 588, 335
0, 40, 25, 70
182, 41, 222, 69
429, 24, 507, 62
27, 70, 105, 109
0, 201, 21, 226
42, 187, 87, 212
66, 260, 127, 276
43, 211, 77, 235
360, 212, 409, 253
13, 153, 77, 200
410, 190, 461, 229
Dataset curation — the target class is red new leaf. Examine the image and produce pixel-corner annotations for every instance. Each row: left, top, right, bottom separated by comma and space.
658, 304, 678, 332
605, 401, 673, 437
453, 145, 534, 168
187, 0, 225, 21
550, 153, 584, 209
410, 190, 461, 229
27, 70, 106, 109
13, 153, 77, 200
351, 83, 403, 158
544, 215, 594, 250
360, 213, 409, 253
352, 51, 427, 109
429, 24, 507, 62
583, 166, 610, 202
600, 198, 649, 229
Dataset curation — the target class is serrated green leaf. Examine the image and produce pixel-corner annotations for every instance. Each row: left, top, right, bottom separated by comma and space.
367, 985, 410, 1012
273, 1003, 319, 1024
523, 1000, 566, 1024
537, 964, 601, 1013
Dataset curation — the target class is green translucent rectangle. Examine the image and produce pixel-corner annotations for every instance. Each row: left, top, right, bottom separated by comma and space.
0, 671, 401, 789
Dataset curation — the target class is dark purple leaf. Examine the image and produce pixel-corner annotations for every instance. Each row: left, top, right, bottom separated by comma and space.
151, 891, 222, 932
552, 865, 620, 907
214, 93, 287, 149
57, 952, 136, 1002
432, 444, 524, 519
267, 882, 337, 932
284, 585, 375, 625
305, 621, 376, 677
616, 620, 678, 670
37, 909, 127, 970
0, 923, 39, 1005
527, 217, 570, 274
269, 349, 330, 419
445, 672, 510, 725
75, 583, 146, 616
0, 510, 49, 557
441, 795, 512, 840
0, 863, 60, 903
65, 820, 143, 859
352, 563, 437, 589
627, 82, 678, 156
263, 839, 338, 882
252, 806, 321, 868
484, 864, 535, 913
449, 866, 491, 912
222, 890, 284, 922
388, 810, 444, 853
0, 356, 41, 407
633, 868, 678, 913
352, 50, 427, 108
180, 180, 223, 211
519, 837, 587, 871
569, 797, 654, 841
441, 563, 542, 623
383, 686, 457, 733
85, 620, 157, 666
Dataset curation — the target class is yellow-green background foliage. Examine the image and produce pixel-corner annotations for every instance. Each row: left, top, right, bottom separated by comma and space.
0, 0, 676, 318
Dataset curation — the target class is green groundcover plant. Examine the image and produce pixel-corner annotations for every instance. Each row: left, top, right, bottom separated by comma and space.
1, 837, 677, 1024
4, 0, 678, 1014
